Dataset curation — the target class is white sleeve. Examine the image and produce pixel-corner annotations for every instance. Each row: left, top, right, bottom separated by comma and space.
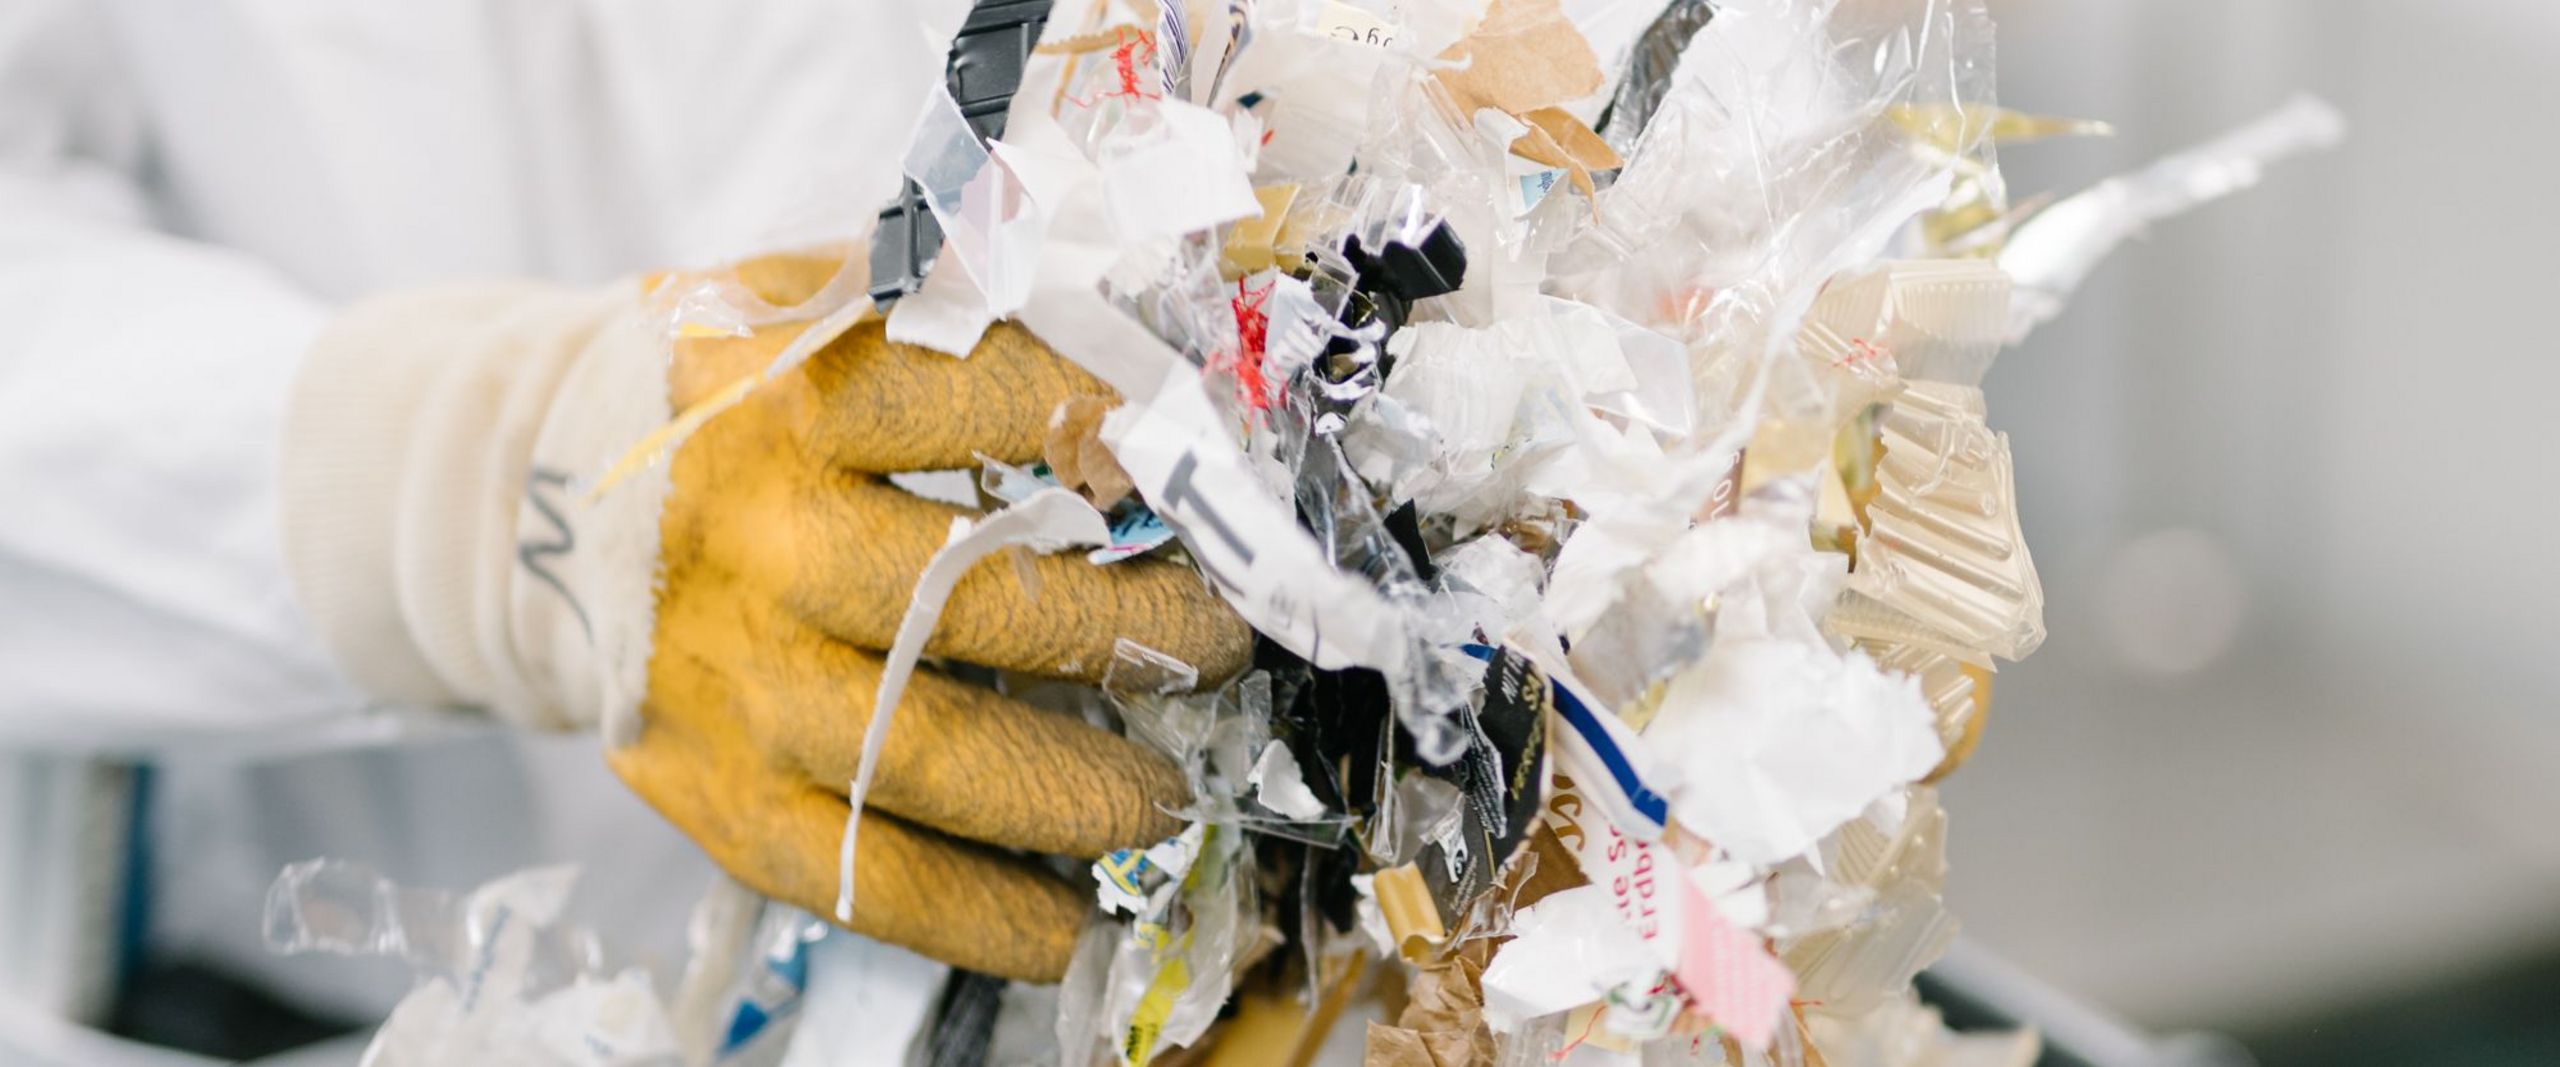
0, 2, 364, 743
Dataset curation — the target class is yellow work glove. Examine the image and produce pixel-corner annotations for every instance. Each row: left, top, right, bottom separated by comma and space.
281, 252, 1252, 982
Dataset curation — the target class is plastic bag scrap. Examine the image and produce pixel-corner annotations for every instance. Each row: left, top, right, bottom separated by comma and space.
266, 860, 680, 1066
529, 0, 2343, 1061
266, 862, 965, 1067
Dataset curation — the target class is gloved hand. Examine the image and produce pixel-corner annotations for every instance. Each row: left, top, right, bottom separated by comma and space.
281, 252, 1251, 981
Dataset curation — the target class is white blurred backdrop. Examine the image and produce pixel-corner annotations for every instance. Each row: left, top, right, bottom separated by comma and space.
1952, 0, 2560, 1031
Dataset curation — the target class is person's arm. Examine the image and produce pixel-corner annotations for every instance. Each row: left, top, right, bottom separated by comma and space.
0, 1, 362, 744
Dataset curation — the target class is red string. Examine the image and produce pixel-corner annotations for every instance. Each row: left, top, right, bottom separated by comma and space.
1227, 276, 1276, 417
1067, 27, 1162, 109
1552, 1006, 1605, 1061
1834, 337, 1891, 369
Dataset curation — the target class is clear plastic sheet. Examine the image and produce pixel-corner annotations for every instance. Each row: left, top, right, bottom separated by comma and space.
1093, 822, 1262, 1065
265, 861, 681, 1066
1780, 791, 1959, 1018
1846, 382, 2045, 661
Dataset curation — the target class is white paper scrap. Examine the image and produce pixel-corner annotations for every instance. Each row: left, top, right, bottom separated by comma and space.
1643, 641, 1943, 867
883, 243, 997, 356
1479, 884, 1664, 1034
777, 932, 948, 1067
1248, 740, 1327, 819
1101, 100, 1262, 244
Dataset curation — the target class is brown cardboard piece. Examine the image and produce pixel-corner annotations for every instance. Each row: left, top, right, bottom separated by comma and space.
1045, 395, 1136, 510
1363, 953, 1495, 1067
1509, 107, 1622, 208
1433, 0, 1604, 118
1432, 0, 1616, 215
1373, 864, 1450, 960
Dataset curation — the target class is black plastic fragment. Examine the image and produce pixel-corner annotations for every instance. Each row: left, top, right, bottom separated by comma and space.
867, 0, 1055, 307
1412, 647, 1549, 918
921, 970, 1007, 1067
1594, 0, 1716, 151
1384, 502, 1436, 584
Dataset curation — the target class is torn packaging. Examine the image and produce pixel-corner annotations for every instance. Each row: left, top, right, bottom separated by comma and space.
1365, 953, 1496, 1067
1102, 368, 1406, 675
1408, 645, 1550, 927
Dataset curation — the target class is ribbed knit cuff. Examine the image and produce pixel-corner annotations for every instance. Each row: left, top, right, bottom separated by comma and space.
280, 283, 553, 710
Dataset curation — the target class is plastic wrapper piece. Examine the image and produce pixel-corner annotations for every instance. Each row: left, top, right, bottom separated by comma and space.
1805, 260, 2012, 390
266, 861, 682, 1066
1105, 637, 1202, 699
2002, 94, 2344, 341
1094, 825, 1207, 917
1100, 823, 1256, 1065
1847, 382, 2043, 661
1398, 643, 1553, 929
1047, 395, 1139, 510
1779, 792, 1957, 1020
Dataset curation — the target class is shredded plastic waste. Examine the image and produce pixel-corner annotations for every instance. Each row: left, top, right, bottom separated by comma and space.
278, 0, 2338, 1062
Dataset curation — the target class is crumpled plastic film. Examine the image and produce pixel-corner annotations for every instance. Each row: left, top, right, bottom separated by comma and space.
1780, 791, 1958, 1018
265, 861, 683, 1066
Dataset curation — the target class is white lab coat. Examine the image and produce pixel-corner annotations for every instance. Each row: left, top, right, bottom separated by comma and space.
0, 0, 953, 1042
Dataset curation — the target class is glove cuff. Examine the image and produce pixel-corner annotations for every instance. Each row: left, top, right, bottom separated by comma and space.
282, 282, 672, 737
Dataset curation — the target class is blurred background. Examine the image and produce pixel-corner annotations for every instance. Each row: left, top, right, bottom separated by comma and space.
4, 0, 2554, 1065
1951, 0, 2560, 1063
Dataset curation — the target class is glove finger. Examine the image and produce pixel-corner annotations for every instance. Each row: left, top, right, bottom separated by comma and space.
634, 760, 1093, 982
767, 638, 1192, 859
781, 475, 1254, 686
798, 318, 1115, 472
828, 804, 1090, 983
669, 316, 1105, 475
